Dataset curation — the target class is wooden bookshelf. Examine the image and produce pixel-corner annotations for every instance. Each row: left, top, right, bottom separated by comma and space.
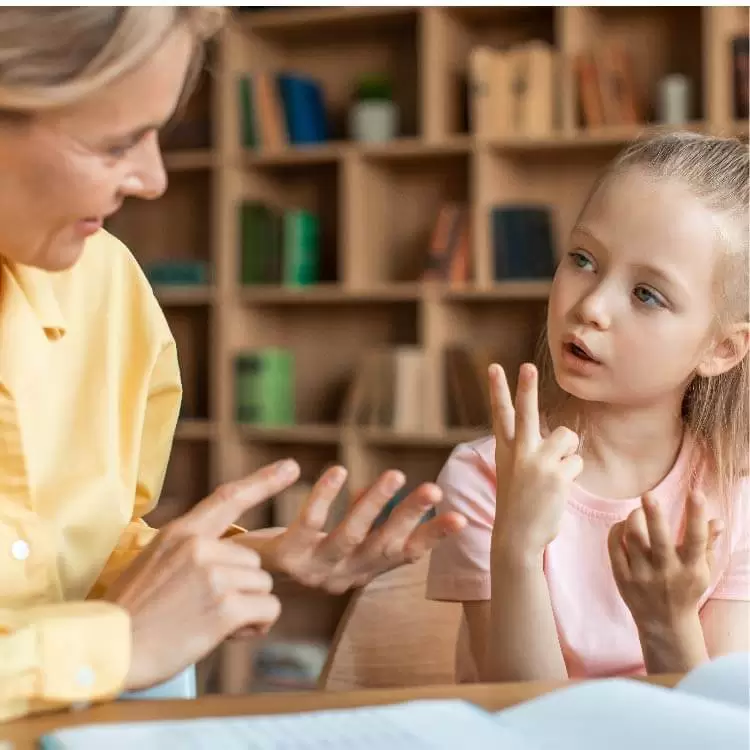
105, 6, 749, 693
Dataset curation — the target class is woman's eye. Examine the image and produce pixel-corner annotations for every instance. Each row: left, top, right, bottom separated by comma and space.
633, 286, 665, 308
106, 144, 132, 158
568, 251, 593, 270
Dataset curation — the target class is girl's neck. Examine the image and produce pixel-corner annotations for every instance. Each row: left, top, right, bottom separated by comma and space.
565, 397, 686, 499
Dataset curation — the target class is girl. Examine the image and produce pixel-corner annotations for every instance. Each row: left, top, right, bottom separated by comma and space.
426, 131, 749, 682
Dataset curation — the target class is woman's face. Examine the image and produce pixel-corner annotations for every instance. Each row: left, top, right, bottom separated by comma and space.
0, 25, 194, 271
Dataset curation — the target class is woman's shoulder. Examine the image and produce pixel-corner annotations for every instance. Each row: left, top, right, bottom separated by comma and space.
64, 229, 173, 346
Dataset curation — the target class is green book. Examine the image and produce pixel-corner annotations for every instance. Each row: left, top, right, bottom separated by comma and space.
238, 75, 256, 148
235, 348, 294, 426
239, 202, 282, 285
282, 209, 319, 287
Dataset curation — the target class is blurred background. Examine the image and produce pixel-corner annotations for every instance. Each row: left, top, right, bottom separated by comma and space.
103, 5, 749, 695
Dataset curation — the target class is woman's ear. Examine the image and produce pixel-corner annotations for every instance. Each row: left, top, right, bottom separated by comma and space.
696, 323, 750, 378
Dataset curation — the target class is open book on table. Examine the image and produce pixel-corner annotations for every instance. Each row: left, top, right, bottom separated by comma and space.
41, 652, 750, 750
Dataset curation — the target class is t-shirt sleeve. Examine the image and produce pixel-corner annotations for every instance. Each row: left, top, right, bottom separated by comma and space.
711, 477, 750, 601
425, 439, 497, 602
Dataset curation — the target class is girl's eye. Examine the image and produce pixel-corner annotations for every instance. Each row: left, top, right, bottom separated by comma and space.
568, 251, 593, 270
633, 286, 665, 308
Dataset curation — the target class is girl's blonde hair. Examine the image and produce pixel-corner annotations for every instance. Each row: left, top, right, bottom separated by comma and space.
538, 130, 750, 508
0, 7, 225, 114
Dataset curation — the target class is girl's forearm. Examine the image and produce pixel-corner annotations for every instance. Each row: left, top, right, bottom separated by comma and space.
637, 610, 708, 675
484, 545, 568, 682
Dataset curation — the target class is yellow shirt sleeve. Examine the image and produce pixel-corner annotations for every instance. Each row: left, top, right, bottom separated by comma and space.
88, 337, 183, 599
0, 601, 131, 723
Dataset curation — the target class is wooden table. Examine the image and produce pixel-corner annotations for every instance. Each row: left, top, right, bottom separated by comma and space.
0, 675, 682, 749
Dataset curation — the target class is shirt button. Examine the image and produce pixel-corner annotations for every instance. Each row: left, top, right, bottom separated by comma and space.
10, 539, 30, 561
76, 666, 96, 689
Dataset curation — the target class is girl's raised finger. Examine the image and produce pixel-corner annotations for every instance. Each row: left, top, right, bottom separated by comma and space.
488, 363, 515, 443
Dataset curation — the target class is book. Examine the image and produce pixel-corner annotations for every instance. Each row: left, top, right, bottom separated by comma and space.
491, 204, 557, 280
282, 209, 320, 287
235, 348, 295, 426
39, 653, 750, 749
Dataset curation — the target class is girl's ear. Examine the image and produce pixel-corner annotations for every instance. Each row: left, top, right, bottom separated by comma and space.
696, 323, 750, 378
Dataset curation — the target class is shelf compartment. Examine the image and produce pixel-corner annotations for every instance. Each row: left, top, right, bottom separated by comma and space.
106, 171, 213, 269
426, 6, 557, 138
239, 9, 420, 142
570, 7, 705, 127
239, 162, 340, 286
232, 303, 419, 428
352, 152, 471, 286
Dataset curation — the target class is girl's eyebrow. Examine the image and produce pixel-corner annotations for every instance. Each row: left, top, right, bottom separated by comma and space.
632, 263, 688, 296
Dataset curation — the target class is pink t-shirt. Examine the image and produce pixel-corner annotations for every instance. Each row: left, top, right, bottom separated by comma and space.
426, 433, 750, 680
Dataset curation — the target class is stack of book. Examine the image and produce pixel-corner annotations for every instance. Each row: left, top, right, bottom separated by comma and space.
235, 348, 295, 426
469, 40, 559, 138
238, 71, 328, 150
239, 201, 320, 287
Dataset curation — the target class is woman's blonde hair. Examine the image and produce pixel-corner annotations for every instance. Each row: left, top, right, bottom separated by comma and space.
538, 130, 750, 509
0, 7, 225, 114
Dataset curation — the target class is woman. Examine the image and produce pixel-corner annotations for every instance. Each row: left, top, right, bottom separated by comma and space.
0, 8, 466, 722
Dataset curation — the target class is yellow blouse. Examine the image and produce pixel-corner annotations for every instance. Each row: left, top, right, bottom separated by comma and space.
0, 231, 182, 722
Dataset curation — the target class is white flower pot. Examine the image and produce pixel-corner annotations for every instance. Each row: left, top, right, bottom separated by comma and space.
349, 100, 398, 143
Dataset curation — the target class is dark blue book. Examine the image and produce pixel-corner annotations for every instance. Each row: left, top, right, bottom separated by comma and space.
491, 205, 557, 280
277, 73, 328, 145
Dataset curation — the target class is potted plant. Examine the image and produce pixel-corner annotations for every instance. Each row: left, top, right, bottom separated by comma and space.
348, 74, 398, 143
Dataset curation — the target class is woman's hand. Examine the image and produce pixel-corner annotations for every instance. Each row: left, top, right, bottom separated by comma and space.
103, 459, 300, 692
608, 490, 723, 673
490, 362, 583, 564
239, 465, 467, 595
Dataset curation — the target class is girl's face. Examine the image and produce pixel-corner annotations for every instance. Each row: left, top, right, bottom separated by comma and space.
0, 25, 194, 271
547, 167, 731, 410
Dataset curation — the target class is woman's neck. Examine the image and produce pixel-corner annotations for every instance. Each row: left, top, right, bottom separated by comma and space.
567, 397, 686, 499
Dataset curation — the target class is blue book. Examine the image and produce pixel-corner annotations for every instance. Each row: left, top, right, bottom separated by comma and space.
277, 73, 327, 145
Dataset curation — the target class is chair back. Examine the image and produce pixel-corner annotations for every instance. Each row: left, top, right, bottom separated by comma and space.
319, 555, 463, 691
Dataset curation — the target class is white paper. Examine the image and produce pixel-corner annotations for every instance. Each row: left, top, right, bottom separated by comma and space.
493, 676, 749, 750
43, 699, 530, 750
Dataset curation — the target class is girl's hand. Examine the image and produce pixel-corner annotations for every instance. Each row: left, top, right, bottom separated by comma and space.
489, 362, 583, 563
608, 490, 723, 630
241, 467, 467, 595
